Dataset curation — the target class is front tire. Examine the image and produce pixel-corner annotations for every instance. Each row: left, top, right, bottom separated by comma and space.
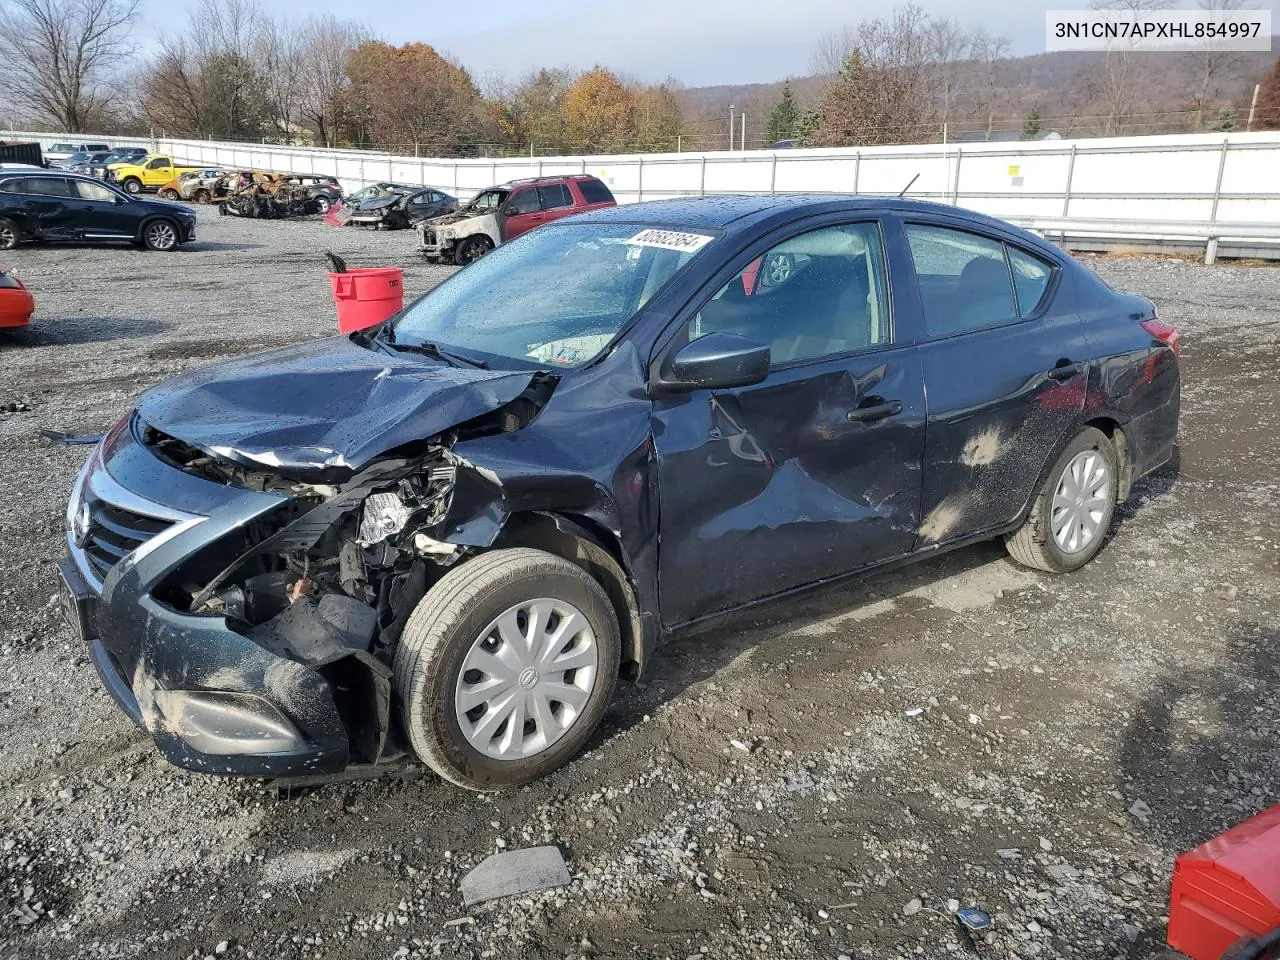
159, 188, 180, 200
141, 219, 180, 252
393, 548, 621, 791
121, 177, 143, 195
1005, 427, 1118, 573
453, 235, 493, 266
315, 196, 330, 213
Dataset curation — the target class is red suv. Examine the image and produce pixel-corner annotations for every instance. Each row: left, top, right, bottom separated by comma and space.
418, 174, 617, 264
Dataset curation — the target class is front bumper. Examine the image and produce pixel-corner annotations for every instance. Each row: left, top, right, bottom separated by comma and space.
416, 224, 450, 258
62, 420, 355, 777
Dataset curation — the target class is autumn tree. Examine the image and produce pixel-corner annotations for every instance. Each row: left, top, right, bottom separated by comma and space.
0, 0, 140, 131
632, 82, 685, 151
345, 42, 484, 154
510, 68, 572, 151
562, 67, 637, 153
766, 81, 801, 144
1254, 57, 1280, 130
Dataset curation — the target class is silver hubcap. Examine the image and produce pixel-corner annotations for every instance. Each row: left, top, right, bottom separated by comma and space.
0, 224, 13, 246
456, 598, 598, 760
148, 223, 176, 249
766, 254, 791, 284
1051, 450, 1111, 554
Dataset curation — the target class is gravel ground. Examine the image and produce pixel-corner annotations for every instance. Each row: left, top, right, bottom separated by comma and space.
0, 212, 1277, 960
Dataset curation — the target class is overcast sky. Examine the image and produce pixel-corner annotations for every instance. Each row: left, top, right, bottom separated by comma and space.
144, 0, 1060, 87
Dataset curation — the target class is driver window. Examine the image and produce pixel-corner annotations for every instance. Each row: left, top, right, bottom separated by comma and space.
687, 222, 891, 367
149, 158, 169, 169
505, 188, 540, 216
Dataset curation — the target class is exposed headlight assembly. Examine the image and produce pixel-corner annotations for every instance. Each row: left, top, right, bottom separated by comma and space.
357, 492, 413, 546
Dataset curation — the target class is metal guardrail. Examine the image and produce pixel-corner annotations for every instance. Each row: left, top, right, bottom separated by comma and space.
1012, 217, 1280, 263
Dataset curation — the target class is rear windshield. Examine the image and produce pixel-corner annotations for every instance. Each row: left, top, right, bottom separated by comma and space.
577, 178, 614, 204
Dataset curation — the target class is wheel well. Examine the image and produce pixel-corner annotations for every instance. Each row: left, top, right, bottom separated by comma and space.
138, 215, 178, 238
1082, 416, 1133, 501
491, 512, 644, 680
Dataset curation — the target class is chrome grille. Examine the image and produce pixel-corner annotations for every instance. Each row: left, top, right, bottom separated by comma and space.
81, 499, 173, 584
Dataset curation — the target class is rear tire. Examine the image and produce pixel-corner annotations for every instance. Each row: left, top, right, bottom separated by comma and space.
0, 217, 19, 250
453, 235, 493, 266
393, 548, 621, 791
193, 189, 211, 203
1005, 427, 1118, 573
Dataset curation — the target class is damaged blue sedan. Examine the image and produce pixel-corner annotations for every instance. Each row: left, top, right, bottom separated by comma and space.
59, 196, 1180, 790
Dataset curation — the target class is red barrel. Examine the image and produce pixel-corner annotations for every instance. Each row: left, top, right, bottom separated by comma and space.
329, 267, 405, 333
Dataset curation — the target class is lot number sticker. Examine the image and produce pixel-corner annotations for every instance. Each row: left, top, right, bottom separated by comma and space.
624, 229, 714, 253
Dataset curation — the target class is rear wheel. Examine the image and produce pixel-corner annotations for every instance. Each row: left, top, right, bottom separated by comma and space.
121, 177, 143, 195
193, 188, 211, 203
1005, 427, 1118, 573
393, 548, 621, 791
0, 217, 18, 250
453, 235, 493, 266
141, 219, 180, 252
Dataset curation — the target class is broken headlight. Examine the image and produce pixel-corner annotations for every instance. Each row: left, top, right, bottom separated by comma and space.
357, 492, 413, 546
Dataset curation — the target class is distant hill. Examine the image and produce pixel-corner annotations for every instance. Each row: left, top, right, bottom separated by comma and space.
677, 45, 1279, 148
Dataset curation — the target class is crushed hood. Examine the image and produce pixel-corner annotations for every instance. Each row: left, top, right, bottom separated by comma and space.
355, 194, 403, 213
136, 337, 537, 482
425, 208, 487, 227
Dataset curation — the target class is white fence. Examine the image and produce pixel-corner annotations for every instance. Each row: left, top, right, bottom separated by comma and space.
9, 129, 1280, 257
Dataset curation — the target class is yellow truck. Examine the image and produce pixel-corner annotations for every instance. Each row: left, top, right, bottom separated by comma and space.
106, 155, 202, 195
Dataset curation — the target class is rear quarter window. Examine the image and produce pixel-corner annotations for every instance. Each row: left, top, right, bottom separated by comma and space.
576, 178, 614, 204
1007, 246, 1055, 314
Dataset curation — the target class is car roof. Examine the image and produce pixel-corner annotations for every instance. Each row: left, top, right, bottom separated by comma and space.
498, 174, 600, 189
567, 194, 1053, 243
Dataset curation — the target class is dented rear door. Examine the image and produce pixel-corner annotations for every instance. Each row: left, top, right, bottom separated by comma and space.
901, 220, 1089, 548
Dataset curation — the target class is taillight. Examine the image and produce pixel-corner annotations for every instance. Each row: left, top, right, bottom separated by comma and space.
1141, 318, 1181, 357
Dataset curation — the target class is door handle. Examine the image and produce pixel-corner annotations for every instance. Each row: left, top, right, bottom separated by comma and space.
846, 399, 903, 423
1047, 361, 1083, 381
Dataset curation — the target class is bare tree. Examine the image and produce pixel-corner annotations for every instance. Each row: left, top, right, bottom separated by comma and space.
1088, 0, 1179, 135
810, 26, 857, 78
1186, 0, 1256, 130
0, 0, 140, 131
296, 16, 365, 146
256, 21, 304, 141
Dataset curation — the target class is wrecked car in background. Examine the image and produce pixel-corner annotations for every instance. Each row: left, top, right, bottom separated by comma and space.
418, 174, 615, 265
158, 169, 223, 201
59, 196, 1179, 791
219, 176, 319, 219
271, 175, 343, 213
344, 186, 455, 230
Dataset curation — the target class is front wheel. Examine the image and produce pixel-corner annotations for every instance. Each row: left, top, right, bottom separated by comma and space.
315, 196, 330, 213
159, 188, 179, 200
121, 177, 143, 195
453, 235, 493, 266
1005, 427, 1118, 573
393, 548, 621, 791
141, 219, 180, 251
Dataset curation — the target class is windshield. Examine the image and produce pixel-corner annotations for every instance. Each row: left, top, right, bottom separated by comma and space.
390, 222, 717, 368
468, 189, 508, 211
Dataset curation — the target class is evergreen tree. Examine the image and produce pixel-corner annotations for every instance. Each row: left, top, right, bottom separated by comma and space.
1021, 107, 1042, 140
1211, 107, 1237, 131
766, 81, 800, 144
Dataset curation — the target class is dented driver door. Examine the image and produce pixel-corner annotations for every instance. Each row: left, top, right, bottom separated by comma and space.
651, 218, 927, 627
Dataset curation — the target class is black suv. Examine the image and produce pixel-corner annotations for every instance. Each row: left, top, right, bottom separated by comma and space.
0, 171, 197, 251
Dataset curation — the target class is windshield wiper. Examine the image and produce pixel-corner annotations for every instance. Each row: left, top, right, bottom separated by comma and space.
384, 339, 489, 369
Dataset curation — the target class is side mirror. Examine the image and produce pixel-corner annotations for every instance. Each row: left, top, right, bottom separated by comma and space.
653, 332, 771, 394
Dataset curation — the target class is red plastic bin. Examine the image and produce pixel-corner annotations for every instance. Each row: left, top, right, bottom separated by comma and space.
329, 267, 404, 333
1168, 804, 1280, 959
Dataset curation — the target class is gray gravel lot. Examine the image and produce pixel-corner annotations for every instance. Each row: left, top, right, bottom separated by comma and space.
0, 212, 1277, 960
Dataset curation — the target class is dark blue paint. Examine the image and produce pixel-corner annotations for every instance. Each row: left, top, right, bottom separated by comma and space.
70, 195, 1180, 778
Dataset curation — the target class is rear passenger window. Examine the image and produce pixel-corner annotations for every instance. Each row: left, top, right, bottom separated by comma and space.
906, 224, 1016, 337
538, 183, 573, 209
21, 177, 74, 197
1008, 246, 1053, 314
577, 178, 614, 204
689, 222, 891, 367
